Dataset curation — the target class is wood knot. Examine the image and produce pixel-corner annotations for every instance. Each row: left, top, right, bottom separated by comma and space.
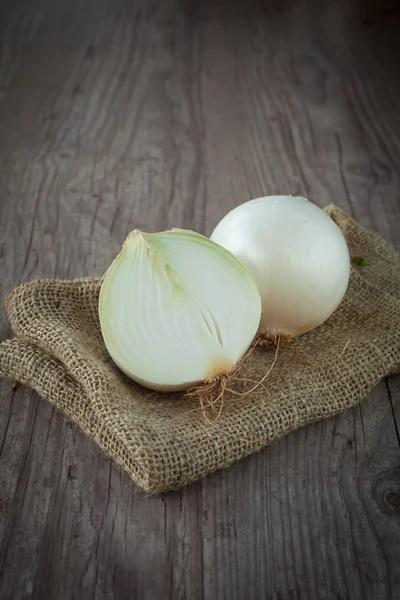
385, 492, 400, 508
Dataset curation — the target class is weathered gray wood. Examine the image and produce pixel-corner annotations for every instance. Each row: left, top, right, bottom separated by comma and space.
1, 0, 399, 598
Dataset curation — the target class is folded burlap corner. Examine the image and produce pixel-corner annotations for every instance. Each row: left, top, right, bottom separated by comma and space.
1, 205, 399, 493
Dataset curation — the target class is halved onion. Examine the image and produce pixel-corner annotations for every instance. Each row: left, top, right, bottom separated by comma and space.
99, 229, 261, 391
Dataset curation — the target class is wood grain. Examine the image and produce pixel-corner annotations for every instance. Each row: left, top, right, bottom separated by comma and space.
1, 0, 400, 598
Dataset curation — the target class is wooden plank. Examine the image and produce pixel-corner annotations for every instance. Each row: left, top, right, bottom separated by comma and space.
1, 0, 399, 598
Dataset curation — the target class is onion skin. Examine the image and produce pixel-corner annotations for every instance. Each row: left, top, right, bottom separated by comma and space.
211, 196, 350, 339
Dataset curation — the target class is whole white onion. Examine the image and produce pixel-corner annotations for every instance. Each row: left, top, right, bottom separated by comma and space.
210, 196, 350, 339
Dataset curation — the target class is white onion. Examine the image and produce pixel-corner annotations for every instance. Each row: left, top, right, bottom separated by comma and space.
99, 229, 261, 391
211, 196, 350, 339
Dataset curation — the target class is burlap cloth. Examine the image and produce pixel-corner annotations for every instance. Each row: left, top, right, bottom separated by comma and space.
1, 206, 399, 493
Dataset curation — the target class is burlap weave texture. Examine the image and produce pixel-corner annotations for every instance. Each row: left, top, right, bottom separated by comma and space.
1, 205, 399, 492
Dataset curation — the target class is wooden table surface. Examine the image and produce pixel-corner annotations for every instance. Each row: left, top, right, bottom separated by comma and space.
1, 0, 400, 598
